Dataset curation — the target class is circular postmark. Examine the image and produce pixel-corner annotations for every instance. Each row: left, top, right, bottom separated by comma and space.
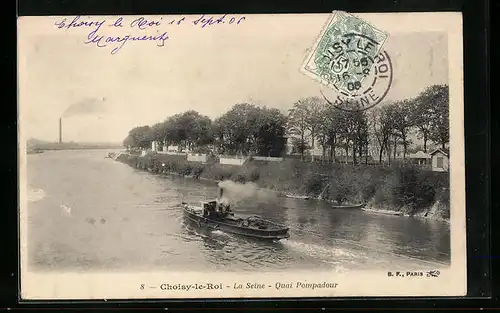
314, 33, 393, 112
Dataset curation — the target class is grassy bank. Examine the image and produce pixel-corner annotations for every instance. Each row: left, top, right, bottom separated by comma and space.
116, 152, 450, 220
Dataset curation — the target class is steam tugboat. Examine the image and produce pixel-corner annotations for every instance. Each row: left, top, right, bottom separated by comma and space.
182, 187, 290, 240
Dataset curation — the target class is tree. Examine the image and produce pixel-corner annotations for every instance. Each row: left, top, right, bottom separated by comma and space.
150, 122, 166, 149
214, 103, 261, 155
336, 109, 358, 164
303, 97, 325, 151
290, 137, 311, 156
155, 111, 214, 152
353, 110, 369, 164
287, 101, 310, 160
424, 85, 450, 149
317, 105, 340, 162
254, 108, 287, 157
123, 135, 135, 148
175, 110, 213, 150
287, 97, 325, 160
321, 100, 369, 165
409, 97, 433, 153
213, 104, 287, 156
409, 85, 449, 152
369, 105, 395, 163
390, 101, 414, 159
123, 125, 153, 149
160, 114, 183, 147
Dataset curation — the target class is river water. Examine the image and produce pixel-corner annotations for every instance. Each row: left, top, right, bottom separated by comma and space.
26, 150, 450, 273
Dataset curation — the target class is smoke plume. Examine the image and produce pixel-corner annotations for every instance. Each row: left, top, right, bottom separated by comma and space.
62, 97, 107, 118
217, 180, 277, 204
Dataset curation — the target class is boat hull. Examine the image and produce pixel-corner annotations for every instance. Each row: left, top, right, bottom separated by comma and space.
182, 207, 290, 240
285, 194, 311, 200
331, 203, 365, 209
361, 208, 403, 216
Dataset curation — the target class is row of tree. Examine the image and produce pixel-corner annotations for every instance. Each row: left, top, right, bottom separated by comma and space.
123, 84, 449, 163
123, 105, 287, 157
123, 111, 213, 151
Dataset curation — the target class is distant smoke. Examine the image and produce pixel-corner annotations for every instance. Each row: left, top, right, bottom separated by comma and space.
218, 180, 277, 204
62, 97, 106, 118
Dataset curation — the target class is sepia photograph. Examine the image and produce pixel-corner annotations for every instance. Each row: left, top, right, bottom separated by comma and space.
18, 12, 466, 299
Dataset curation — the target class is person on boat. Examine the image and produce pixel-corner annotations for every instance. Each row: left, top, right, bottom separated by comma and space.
225, 203, 233, 216
215, 186, 231, 218
209, 201, 218, 218
202, 203, 209, 217
218, 196, 235, 217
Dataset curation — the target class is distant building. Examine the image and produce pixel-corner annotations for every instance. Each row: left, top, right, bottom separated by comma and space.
429, 148, 449, 172
151, 141, 159, 152
284, 136, 323, 157
408, 151, 431, 166
165, 145, 184, 153
187, 153, 208, 163
219, 155, 248, 166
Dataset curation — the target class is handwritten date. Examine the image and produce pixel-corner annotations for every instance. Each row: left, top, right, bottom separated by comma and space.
53, 14, 246, 55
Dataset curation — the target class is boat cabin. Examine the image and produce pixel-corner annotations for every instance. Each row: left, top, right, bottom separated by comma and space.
201, 199, 233, 219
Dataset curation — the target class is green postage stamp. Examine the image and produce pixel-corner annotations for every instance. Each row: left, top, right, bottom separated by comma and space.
301, 11, 389, 98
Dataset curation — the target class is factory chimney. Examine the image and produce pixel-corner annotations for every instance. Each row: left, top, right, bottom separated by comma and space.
59, 117, 62, 143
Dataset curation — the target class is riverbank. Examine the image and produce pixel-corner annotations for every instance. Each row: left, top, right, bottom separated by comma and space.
115, 152, 450, 221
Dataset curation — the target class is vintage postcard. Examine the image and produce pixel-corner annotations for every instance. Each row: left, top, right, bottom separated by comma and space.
18, 12, 466, 300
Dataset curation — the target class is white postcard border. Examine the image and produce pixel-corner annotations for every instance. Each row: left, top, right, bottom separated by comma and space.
18, 12, 466, 300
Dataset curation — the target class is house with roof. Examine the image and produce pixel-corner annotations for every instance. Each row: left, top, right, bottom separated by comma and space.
407, 150, 431, 166
429, 148, 449, 172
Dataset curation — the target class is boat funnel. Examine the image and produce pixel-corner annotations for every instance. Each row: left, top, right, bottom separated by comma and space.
219, 187, 224, 198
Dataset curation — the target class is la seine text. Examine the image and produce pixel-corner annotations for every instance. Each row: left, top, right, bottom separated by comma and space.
146, 281, 338, 292
233, 282, 338, 290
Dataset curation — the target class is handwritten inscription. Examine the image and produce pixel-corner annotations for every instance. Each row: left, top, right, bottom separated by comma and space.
54, 15, 246, 55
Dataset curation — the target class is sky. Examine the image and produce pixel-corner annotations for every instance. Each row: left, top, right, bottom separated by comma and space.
18, 13, 449, 143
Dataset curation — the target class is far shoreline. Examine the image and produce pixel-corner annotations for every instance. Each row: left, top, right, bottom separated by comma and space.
112, 152, 450, 223
26, 140, 123, 152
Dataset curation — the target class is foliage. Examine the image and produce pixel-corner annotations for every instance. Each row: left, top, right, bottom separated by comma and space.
117, 153, 449, 219
123, 125, 153, 149
369, 105, 394, 163
316, 105, 339, 159
162, 111, 214, 150
290, 137, 311, 156
423, 85, 450, 149
388, 100, 414, 159
303, 173, 324, 195
214, 104, 287, 156
123, 84, 450, 169
254, 108, 288, 157
392, 166, 437, 212
286, 97, 325, 159
409, 92, 435, 152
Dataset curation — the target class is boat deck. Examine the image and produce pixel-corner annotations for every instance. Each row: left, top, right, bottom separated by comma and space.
185, 206, 285, 231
